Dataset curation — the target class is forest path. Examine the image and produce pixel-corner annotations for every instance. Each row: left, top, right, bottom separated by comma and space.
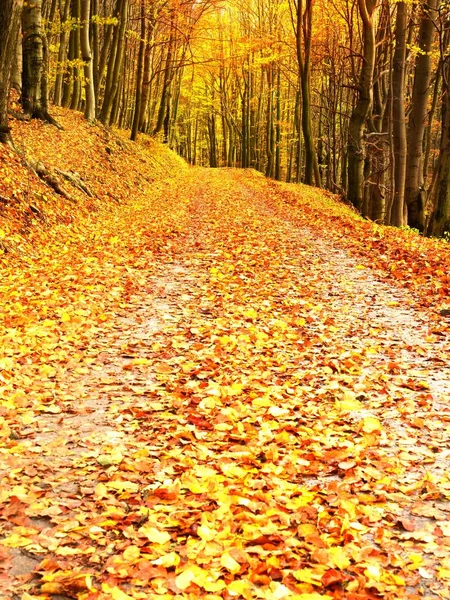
1, 168, 450, 600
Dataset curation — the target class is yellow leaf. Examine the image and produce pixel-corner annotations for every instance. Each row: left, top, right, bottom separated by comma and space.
437, 568, 450, 580
362, 416, 382, 433
227, 579, 252, 597
94, 483, 108, 498
438, 521, 450, 537
123, 545, 141, 562
175, 568, 196, 590
1, 533, 34, 548
198, 524, 216, 541
180, 473, 211, 493
152, 551, 180, 567
337, 390, 363, 412
220, 551, 240, 574
364, 563, 381, 580
381, 572, 405, 586
138, 525, 171, 544
293, 568, 324, 584
290, 594, 330, 599
106, 480, 139, 493
328, 547, 351, 570
268, 405, 289, 417
407, 554, 423, 570
105, 585, 134, 600
97, 448, 123, 466
132, 357, 151, 365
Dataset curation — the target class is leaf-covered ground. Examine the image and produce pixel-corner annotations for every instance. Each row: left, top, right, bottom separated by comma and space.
1, 116, 450, 600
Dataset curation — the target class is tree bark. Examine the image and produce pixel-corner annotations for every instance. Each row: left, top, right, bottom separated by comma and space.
347, 0, 376, 210
131, 0, 145, 140
405, 0, 438, 231
81, 0, 96, 121
11, 21, 22, 94
427, 25, 450, 237
22, 0, 47, 118
53, 0, 71, 105
391, 1, 407, 227
294, 0, 320, 186
69, 0, 82, 110
0, 0, 23, 143
99, 0, 128, 125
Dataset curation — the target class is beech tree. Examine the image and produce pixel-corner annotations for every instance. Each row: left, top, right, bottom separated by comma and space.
347, 0, 376, 211
22, 0, 52, 121
405, 0, 439, 231
0, 0, 23, 143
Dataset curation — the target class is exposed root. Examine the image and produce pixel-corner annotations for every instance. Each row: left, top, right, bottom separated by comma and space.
30, 160, 74, 201
54, 168, 94, 197
28, 108, 64, 131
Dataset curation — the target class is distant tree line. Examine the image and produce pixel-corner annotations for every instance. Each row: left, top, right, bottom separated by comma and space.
0, 0, 449, 236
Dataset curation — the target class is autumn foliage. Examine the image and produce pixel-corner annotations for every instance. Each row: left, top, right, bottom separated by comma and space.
1, 110, 450, 599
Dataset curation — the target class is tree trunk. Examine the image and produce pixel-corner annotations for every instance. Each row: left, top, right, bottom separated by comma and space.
81, 0, 96, 121
347, 0, 376, 210
427, 84, 450, 237
427, 25, 450, 237
61, 26, 75, 108
153, 28, 174, 136
131, 0, 145, 140
53, 0, 71, 105
11, 21, 22, 94
0, 0, 23, 143
405, 0, 438, 231
99, 0, 128, 125
295, 0, 320, 186
22, 0, 48, 118
391, 1, 407, 227
139, 12, 155, 131
275, 66, 281, 181
70, 0, 82, 110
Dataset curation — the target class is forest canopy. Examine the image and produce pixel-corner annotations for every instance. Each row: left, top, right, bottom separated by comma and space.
1, 0, 450, 236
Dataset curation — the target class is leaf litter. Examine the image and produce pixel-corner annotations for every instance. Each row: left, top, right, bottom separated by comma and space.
1, 119, 450, 599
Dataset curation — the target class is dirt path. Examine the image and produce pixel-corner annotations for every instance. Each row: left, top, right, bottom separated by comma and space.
1, 168, 449, 600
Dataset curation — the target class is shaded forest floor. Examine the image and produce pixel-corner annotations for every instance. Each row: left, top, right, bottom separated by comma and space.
1, 112, 450, 599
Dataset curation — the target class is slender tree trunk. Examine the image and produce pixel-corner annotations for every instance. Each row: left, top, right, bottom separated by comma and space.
266, 66, 275, 177
62, 27, 75, 107
347, 0, 376, 210
153, 29, 174, 135
91, 0, 99, 97
208, 113, 218, 167
131, 0, 145, 140
295, 0, 320, 186
70, 0, 82, 110
99, 0, 128, 125
391, 1, 407, 226
81, 0, 96, 121
405, 0, 438, 231
139, 8, 155, 131
0, 0, 23, 143
96, 21, 114, 101
54, 0, 71, 105
241, 67, 249, 168
275, 66, 281, 180
423, 66, 441, 185
11, 22, 22, 94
